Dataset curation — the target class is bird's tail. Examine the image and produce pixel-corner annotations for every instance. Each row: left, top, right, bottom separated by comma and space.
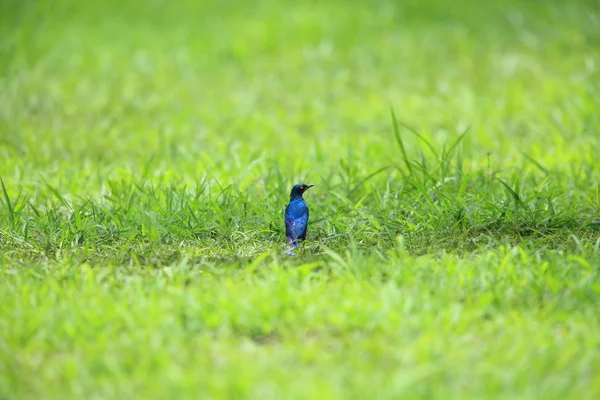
286, 237, 298, 256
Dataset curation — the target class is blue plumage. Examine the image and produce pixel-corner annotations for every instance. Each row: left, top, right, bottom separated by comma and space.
285, 183, 314, 254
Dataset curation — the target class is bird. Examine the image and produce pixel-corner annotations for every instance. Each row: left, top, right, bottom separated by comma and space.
285, 183, 314, 255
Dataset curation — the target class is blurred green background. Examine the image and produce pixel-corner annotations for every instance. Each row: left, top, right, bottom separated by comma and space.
2, 0, 599, 188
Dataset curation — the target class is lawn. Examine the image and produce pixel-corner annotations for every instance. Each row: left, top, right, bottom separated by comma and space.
1, 0, 600, 398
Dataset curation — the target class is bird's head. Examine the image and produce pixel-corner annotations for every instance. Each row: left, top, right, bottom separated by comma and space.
290, 183, 314, 200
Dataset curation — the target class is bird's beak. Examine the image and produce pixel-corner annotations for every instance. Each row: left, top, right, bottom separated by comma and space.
306, 184, 314, 189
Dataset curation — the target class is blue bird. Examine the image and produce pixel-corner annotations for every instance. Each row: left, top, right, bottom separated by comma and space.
285, 183, 314, 255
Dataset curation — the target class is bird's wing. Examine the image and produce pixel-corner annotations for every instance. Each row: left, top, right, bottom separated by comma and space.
285, 200, 309, 240
285, 215, 308, 239
285, 213, 308, 239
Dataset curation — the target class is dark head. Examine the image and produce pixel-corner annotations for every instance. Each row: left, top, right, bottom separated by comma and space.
289, 183, 314, 200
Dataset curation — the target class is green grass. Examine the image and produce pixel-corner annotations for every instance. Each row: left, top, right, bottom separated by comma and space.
1, 0, 600, 398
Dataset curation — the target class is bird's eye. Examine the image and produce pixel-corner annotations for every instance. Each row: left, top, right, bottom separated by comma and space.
300, 186, 305, 189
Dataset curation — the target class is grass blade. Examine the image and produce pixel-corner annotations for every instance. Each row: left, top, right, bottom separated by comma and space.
390, 107, 413, 175
497, 178, 526, 209
0, 177, 15, 226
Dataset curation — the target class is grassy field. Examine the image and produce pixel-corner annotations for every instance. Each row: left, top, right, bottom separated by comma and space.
1, 0, 600, 398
